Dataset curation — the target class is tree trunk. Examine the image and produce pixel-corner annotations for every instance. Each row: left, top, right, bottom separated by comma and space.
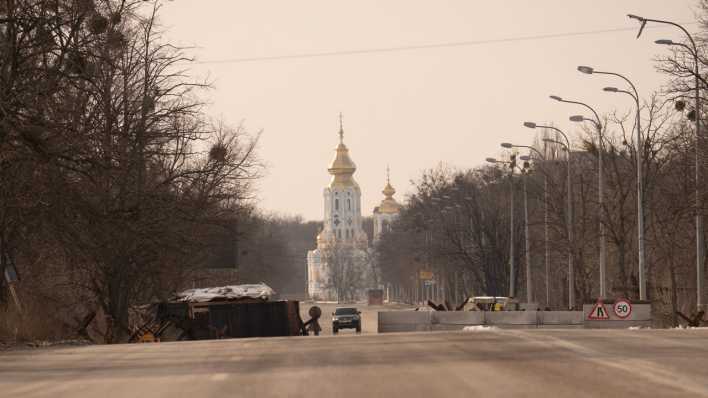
669, 261, 679, 327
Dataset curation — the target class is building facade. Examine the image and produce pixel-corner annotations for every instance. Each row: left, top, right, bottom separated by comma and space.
307, 120, 369, 300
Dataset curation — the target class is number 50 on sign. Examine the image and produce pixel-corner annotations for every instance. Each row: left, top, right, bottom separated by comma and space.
613, 299, 632, 319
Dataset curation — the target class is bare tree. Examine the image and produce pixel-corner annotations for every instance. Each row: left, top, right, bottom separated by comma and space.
1, 1, 264, 342
321, 241, 367, 303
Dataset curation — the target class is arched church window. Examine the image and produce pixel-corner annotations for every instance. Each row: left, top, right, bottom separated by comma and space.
347, 199, 351, 210
335, 199, 339, 211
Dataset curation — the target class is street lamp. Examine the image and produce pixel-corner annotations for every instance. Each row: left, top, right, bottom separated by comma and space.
554, 94, 607, 300
569, 112, 608, 298
655, 39, 675, 46
502, 143, 549, 307
487, 155, 518, 298
520, 154, 533, 306
629, 14, 704, 309
526, 122, 575, 309
580, 66, 647, 302
543, 138, 566, 147
502, 146, 534, 305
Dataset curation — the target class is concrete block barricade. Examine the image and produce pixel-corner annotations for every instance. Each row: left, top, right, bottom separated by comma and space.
540, 311, 584, 326
431, 311, 485, 325
378, 304, 651, 333
379, 310, 585, 332
430, 311, 484, 331
377, 310, 432, 333
582, 300, 652, 329
485, 310, 539, 326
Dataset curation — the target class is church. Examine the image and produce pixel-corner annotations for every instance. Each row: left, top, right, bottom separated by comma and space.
307, 118, 401, 301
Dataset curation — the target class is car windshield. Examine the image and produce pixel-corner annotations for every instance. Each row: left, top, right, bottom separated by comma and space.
335, 308, 357, 315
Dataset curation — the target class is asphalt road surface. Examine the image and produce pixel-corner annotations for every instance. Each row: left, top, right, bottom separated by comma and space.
2, 328, 708, 398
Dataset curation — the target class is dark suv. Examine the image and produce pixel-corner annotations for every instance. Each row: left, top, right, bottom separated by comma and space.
332, 307, 361, 334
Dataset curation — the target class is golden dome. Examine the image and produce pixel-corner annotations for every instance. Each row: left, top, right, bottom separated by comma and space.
328, 142, 356, 174
378, 197, 401, 214
327, 118, 358, 188
377, 167, 401, 214
382, 182, 396, 197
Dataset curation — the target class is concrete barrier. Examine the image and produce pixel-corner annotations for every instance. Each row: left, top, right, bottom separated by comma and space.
431, 311, 485, 325
379, 310, 587, 332
378, 311, 432, 333
378, 304, 652, 333
430, 312, 485, 331
540, 311, 584, 325
485, 311, 539, 326
583, 301, 651, 329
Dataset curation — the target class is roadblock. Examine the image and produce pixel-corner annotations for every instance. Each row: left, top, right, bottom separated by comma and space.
378, 310, 583, 332
377, 311, 433, 333
541, 311, 584, 326
431, 311, 485, 331
378, 303, 649, 333
582, 299, 651, 329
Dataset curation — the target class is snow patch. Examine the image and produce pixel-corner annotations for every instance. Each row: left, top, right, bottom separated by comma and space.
672, 325, 708, 330
172, 283, 275, 303
462, 325, 498, 332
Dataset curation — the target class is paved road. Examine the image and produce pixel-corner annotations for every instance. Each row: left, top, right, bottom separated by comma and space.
2, 329, 708, 397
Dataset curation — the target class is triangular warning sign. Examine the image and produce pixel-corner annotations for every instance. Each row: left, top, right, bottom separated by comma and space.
588, 300, 610, 320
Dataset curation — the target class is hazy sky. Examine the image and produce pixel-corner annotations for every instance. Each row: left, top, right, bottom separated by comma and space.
159, 1, 697, 221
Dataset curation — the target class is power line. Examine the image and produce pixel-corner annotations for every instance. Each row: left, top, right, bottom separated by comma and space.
194, 23, 697, 65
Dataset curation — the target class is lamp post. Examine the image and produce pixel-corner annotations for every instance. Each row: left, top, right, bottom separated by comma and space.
487, 155, 517, 298
579, 66, 647, 302
520, 155, 533, 305
520, 156, 533, 304
524, 122, 575, 309
553, 95, 607, 299
503, 143, 547, 306
629, 14, 704, 310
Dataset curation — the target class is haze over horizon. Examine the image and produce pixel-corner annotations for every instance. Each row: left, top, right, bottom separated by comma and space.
159, 0, 697, 221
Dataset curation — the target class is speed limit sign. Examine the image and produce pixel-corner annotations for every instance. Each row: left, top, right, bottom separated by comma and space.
613, 298, 632, 319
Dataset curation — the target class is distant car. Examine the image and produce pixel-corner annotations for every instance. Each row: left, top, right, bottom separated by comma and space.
332, 307, 361, 334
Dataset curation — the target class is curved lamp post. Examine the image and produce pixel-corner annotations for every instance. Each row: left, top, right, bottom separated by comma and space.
524, 122, 575, 309
629, 14, 704, 310
553, 95, 608, 299
487, 155, 518, 299
579, 66, 647, 302
502, 143, 548, 307
519, 155, 533, 306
